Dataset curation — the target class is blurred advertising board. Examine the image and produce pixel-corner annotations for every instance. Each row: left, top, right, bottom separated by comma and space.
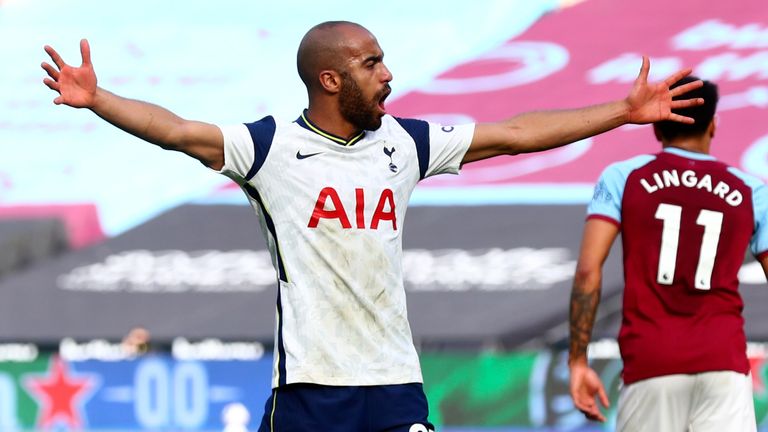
1, 349, 768, 430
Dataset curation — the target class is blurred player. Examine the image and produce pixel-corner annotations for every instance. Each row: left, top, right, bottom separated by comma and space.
568, 77, 768, 431
121, 326, 150, 357
43, 21, 703, 432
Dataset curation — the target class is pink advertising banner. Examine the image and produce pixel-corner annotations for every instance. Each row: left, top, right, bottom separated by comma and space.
391, 0, 768, 190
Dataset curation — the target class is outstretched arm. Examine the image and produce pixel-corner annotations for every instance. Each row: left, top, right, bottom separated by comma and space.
760, 254, 768, 281
463, 56, 704, 163
42, 39, 224, 170
568, 218, 619, 423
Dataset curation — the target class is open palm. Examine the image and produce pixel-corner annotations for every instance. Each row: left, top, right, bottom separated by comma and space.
42, 39, 97, 108
626, 56, 703, 124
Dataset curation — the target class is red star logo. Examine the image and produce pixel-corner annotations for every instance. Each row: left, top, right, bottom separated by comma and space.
24, 356, 97, 429
750, 356, 766, 395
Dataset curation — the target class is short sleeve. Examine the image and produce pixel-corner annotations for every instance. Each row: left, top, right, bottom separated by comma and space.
216, 124, 254, 182
393, 117, 474, 180
587, 165, 624, 225
586, 155, 655, 225
424, 123, 475, 177
727, 167, 768, 259
215, 115, 276, 183
750, 182, 768, 258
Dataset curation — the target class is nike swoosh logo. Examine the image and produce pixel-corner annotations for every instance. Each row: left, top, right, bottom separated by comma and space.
296, 150, 322, 160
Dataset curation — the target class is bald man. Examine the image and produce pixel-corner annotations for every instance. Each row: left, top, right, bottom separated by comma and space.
43, 21, 704, 432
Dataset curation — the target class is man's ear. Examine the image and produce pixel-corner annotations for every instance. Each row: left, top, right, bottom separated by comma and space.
708, 117, 716, 139
319, 70, 342, 94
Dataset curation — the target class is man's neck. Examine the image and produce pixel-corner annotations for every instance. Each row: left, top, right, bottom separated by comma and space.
661, 136, 710, 155
305, 106, 361, 140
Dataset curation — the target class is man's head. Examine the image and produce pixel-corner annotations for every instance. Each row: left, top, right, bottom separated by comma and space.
297, 21, 393, 131
655, 76, 719, 142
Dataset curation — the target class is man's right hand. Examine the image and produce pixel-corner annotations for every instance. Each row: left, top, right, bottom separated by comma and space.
40, 39, 224, 169
569, 361, 610, 423
42, 39, 97, 108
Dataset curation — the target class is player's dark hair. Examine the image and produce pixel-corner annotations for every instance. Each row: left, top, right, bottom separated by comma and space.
655, 76, 718, 141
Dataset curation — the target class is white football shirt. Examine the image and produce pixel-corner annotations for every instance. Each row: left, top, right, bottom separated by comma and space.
216, 113, 474, 387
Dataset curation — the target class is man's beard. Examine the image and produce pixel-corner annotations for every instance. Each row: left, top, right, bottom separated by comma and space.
339, 72, 387, 131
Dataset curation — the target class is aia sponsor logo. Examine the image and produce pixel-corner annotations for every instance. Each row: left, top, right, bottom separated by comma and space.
308, 187, 397, 230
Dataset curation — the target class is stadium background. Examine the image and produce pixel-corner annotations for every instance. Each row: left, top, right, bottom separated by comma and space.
1, 0, 767, 430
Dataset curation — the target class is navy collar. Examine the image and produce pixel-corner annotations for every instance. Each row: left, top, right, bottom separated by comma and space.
295, 111, 366, 146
